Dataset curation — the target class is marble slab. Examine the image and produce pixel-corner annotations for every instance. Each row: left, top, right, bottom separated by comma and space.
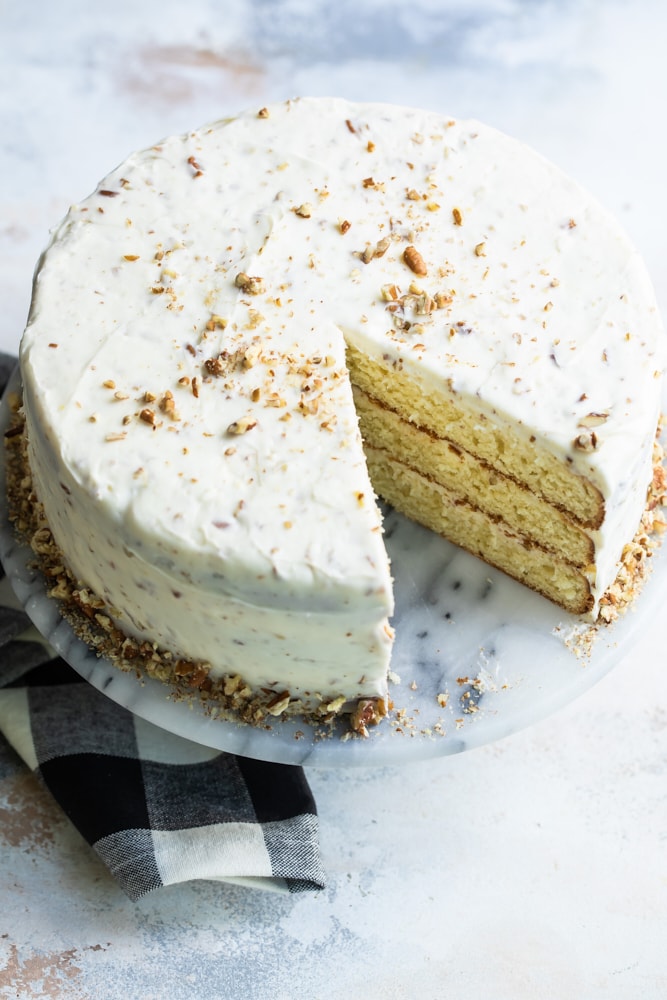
2, 366, 664, 767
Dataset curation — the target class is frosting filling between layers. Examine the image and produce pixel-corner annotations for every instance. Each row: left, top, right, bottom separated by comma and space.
363, 444, 593, 614
351, 385, 596, 570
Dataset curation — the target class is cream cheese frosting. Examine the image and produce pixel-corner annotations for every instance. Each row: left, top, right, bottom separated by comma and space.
19, 97, 664, 710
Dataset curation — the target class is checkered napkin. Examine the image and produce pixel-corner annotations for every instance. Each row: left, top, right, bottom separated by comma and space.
0, 579, 326, 898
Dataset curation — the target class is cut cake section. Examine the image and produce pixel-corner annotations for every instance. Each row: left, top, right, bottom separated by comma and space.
16, 97, 665, 725
348, 347, 602, 614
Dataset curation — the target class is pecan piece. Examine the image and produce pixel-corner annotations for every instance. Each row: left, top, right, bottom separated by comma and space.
403, 245, 427, 276
350, 697, 387, 738
573, 432, 598, 453
235, 272, 265, 295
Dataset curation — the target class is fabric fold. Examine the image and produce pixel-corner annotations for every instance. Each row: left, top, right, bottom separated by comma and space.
0, 577, 325, 898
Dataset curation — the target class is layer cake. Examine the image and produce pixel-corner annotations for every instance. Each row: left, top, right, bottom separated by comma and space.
15, 97, 665, 727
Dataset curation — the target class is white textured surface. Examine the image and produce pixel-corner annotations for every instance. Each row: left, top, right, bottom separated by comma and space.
2, 1, 667, 996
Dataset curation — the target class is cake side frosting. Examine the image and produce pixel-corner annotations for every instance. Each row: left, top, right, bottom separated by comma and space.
19, 98, 665, 705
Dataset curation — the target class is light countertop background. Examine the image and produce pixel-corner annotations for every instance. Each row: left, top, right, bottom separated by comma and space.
1, 1, 666, 996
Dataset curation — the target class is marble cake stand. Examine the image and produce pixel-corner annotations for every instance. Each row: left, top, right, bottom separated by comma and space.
2, 366, 664, 767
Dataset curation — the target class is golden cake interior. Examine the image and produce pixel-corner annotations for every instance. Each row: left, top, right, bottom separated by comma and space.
346, 343, 604, 615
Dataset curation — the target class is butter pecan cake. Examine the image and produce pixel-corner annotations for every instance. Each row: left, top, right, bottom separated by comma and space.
14, 97, 664, 728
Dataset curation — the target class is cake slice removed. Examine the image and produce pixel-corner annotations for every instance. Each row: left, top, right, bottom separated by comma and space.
16, 97, 665, 729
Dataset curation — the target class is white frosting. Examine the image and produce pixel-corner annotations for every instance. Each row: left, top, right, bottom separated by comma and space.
20, 98, 664, 704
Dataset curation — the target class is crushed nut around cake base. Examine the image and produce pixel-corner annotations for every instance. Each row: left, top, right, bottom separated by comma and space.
3, 403, 386, 737
596, 428, 667, 625
3, 401, 666, 737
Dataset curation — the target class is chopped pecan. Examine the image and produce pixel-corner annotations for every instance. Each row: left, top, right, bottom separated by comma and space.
235, 272, 265, 295
403, 245, 427, 276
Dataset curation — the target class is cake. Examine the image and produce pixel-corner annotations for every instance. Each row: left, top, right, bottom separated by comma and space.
15, 97, 664, 729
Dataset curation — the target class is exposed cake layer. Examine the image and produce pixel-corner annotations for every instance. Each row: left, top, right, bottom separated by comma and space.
347, 344, 604, 529
364, 445, 594, 614
346, 341, 661, 613
352, 384, 595, 570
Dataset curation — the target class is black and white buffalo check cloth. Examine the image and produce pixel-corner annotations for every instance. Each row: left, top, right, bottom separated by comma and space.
0, 575, 326, 898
